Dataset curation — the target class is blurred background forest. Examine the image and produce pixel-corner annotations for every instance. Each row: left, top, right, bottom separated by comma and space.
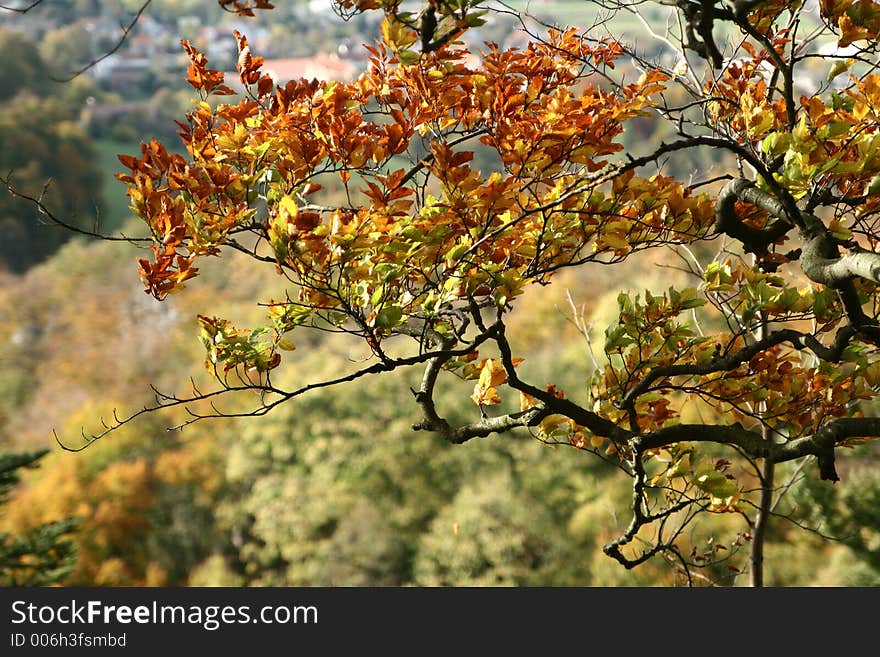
1, 0, 879, 587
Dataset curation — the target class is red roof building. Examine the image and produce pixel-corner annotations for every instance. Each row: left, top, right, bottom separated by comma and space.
255, 54, 359, 84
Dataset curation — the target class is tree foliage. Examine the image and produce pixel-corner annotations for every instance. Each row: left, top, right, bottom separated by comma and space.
0, 28, 103, 273
0, 449, 78, 586
7, 0, 880, 584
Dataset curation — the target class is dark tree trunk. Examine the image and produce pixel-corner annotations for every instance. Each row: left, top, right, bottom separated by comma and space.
750, 455, 774, 587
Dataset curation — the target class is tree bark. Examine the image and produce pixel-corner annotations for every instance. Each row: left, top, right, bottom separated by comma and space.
749, 315, 773, 588
800, 233, 880, 286
750, 455, 774, 587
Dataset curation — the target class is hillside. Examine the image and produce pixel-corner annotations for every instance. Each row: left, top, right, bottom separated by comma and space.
2, 0, 880, 588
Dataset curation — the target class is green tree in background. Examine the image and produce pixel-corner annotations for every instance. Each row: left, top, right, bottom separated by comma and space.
785, 458, 880, 585
0, 28, 103, 273
0, 450, 77, 586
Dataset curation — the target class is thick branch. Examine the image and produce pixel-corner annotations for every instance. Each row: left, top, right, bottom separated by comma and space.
438, 408, 549, 444
714, 178, 793, 252
410, 337, 457, 437
478, 317, 878, 483
494, 318, 631, 442
713, 179, 880, 341
410, 321, 550, 443
775, 417, 880, 481
638, 422, 768, 455
0, 0, 42, 11
800, 236, 880, 286
797, 216, 880, 342
638, 416, 880, 482
620, 328, 838, 407
411, 346, 548, 442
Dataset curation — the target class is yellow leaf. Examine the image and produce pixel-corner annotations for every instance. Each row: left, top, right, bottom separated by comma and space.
519, 391, 536, 411
279, 195, 298, 220
828, 219, 852, 241
597, 232, 629, 251
381, 16, 418, 51
478, 358, 509, 389
470, 383, 501, 406
838, 15, 872, 47
863, 362, 880, 387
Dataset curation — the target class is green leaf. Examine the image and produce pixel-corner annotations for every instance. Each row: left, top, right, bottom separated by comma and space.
249, 327, 271, 341
604, 324, 633, 351
374, 262, 402, 282
445, 242, 470, 264
680, 298, 705, 310
761, 132, 791, 155
695, 469, 737, 498
830, 91, 855, 112
397, 50, 420, 65
375, 304, 404, 329
466, 10, 488, 27
401, 226, 425, 241
370, 286, 386, 307
827, 58, 853, 81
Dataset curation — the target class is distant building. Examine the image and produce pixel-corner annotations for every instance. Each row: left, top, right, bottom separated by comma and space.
222, 53, 361, 93
91, 54, 153, 85
260, 54, 360, 83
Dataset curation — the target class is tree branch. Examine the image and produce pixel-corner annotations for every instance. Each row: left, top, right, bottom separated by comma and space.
636, 415, 880, 482
775, 417, 880, 481
620, 327, 853, 408
711, 178, 880, 342
638, 422, 769, 455
714, 177, 793, 253
51, 0, 154, 82
1, 174, 151, 244
0, 0, 42, 12
494, 318, 631, 442
410, 322, 551, 442
800, 234, 880, 287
